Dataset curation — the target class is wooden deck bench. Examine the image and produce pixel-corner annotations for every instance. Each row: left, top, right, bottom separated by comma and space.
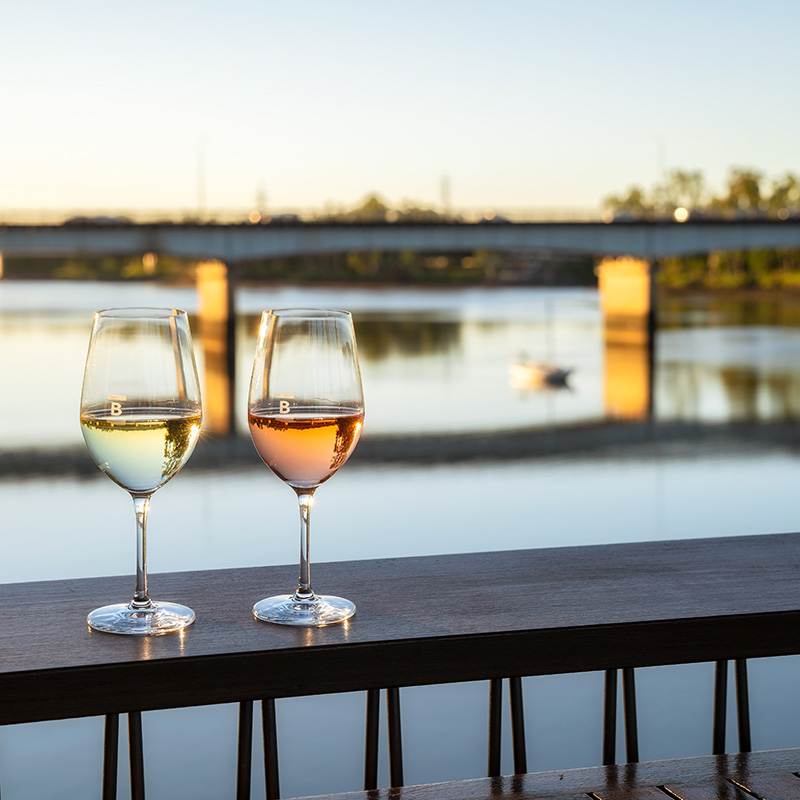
293, 749, 800, 799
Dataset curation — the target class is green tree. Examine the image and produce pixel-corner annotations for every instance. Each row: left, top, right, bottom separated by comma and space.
723, 167, 764, 213
352, 194, 390, 222
602, 186, 652, 217
395, 202, 453, 223
767, 172, 800, 214
661, 169, 706, 210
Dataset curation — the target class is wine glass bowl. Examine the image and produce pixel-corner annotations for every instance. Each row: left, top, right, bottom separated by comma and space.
80, 308, 202, 635
248, 309, 364, 626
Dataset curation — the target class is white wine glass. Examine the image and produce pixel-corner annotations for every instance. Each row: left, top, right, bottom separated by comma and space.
248, 308, 364, 626
80, 308, 203, 635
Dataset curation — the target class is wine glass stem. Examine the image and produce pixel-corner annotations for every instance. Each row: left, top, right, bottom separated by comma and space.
131, 494, 153, 609
295, 493, 315, 602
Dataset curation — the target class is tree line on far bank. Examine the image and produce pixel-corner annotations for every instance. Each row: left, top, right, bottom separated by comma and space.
7, 182, 800, 290
4, 193, 593, 285
603, 166, 800, 221
605, 168, 800, 291
2, 248, 595, 287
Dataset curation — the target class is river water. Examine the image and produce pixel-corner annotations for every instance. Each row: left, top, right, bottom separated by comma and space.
1, 281, 799, 798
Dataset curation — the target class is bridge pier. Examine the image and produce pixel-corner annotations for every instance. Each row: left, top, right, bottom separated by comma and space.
196, 260, 236, 435
597, 257, 656, 419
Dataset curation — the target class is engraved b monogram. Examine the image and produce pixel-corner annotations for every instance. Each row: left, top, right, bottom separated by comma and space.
107, 394, 126, 416
279, 400, 290, 414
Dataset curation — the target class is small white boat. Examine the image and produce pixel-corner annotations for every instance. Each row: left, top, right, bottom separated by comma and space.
509, 357, 572, 389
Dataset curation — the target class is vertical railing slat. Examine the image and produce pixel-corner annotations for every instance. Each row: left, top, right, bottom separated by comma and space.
236, 700, 253, 800
128, 712, 145, 800
102, 713, 119, 800
508, 676, 527, 774
386, 687, 404, 788
713, 660, 728, 755
602, 669, 618, 766
262, 699, 280, 800
487, 678, 503, 777
364, 689, 380, 790
622, 667, 639, 764
735, 659, 752, 753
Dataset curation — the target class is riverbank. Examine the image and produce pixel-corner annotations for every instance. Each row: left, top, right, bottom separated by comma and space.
660, 285, 800, 300
8, 419, 800, 479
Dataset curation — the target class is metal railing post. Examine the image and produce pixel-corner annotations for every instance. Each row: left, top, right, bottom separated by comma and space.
128, 712, 145, 800
487, 678, 503, 777
236, 700, 253, 800
262, 698, 280, 800
364, 689, 380, 790
508, 676, 527, 774
102, 713, 119, 800
713, 660, 729, 754
622, 667, 639, 763
386, 687, 404, 787
602, 669, 618, 765
735, 659, 752, 752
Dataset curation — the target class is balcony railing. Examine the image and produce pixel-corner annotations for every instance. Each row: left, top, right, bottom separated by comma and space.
1, 532, 799, 798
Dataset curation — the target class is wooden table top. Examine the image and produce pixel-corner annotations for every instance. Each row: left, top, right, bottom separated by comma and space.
1, 532, 799, 725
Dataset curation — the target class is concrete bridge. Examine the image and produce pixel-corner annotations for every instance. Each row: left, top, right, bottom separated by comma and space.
2, 219, 800, 262
4, 218, 798, 435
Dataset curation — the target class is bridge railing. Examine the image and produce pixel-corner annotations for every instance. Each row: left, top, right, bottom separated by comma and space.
1, 532, 798, 798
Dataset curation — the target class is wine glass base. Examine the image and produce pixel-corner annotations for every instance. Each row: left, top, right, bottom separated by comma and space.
253, 594, 356, 627
88, 601, 195, 635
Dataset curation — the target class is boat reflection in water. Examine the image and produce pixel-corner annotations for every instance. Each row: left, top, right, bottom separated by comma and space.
509, 354, 572, 391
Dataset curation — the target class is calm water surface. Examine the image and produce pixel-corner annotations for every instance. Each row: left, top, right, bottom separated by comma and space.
1, 281, 799, 798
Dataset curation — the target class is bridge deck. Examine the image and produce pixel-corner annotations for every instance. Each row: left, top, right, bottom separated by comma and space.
3, 220, 800, 259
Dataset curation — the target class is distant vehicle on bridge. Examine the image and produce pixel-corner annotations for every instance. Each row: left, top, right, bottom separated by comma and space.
263, 213, 303, 225
62, 215, 133, 227
478, 209, 512, 224
601, 208, 800, 224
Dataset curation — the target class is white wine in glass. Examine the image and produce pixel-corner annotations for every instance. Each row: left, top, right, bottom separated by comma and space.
248, 308, 364, 626
80, 308, 202, 635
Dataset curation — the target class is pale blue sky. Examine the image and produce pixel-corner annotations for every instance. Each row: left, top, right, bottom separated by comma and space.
2, 1, 798, 212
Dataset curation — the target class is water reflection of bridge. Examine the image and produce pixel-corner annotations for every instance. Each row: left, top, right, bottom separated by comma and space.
5, 420, 800, 478
195, 253, 661, 432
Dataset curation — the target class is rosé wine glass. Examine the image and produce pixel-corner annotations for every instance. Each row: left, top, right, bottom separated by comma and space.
248, 309, 364, 626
